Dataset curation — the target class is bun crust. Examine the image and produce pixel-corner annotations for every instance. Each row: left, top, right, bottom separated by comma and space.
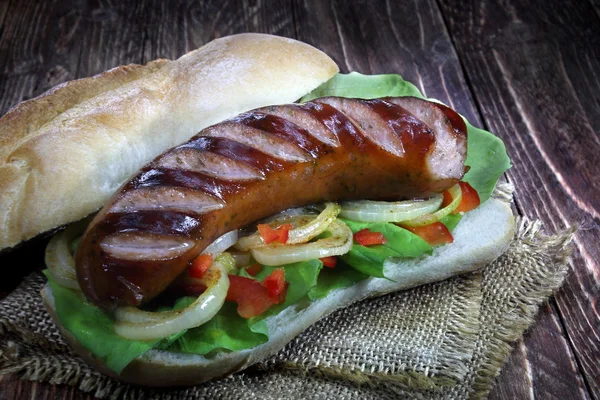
42, 198, 515, 387
0, 33, 338, 251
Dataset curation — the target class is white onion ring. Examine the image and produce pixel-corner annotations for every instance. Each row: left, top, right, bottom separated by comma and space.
45, 222, 88, 290
113, 256, 229, 340
401, 184, 463, 227
236, 202, 340, 251
202, 230, 239, 257
251, 219, 353, 266
339, 195, 443, 223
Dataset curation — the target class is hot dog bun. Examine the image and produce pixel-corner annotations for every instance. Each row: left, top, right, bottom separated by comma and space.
0, 33, 338, 251
42, 197, 515, 387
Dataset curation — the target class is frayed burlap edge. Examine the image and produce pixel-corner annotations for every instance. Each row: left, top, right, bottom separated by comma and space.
457, 218, 575, 400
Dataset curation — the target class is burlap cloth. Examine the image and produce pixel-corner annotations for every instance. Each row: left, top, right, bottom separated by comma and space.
0, 188, 574, 399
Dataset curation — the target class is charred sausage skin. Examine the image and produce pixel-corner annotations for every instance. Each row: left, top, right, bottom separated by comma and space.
75, 97, 468, 310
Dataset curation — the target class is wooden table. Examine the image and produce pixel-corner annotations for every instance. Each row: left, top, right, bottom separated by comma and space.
0, 1, 598, 398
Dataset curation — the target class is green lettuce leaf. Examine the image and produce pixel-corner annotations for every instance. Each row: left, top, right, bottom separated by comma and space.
340, 219, 433, 278
252, 260, 323, 318
166, 259, 322, 355
301, 72, 511, 202
440, 213, 463, 232
300, 72, 423, 101
45, 271, 160, 374
308, 260, 368, 300
167, 302, 269, 355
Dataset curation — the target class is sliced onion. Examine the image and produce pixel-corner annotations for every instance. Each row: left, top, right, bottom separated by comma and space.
400, 184, 462, 227
113, 255, 229, 340
229, 251, 252, 268
202, 230, 239, 257
45, 222, 88, 290
251, 219, 353, 266
235, 202, 340, 250
339, 195, 443, 223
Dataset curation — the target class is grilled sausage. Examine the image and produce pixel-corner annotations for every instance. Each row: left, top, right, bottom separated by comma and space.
75, 97, 468, 310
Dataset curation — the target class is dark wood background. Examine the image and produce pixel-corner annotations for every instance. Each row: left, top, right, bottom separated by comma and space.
0, 0, 598, 398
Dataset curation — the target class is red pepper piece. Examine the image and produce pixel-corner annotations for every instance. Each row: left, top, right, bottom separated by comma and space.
441, 190, 453, 208
354, 228, 387, 246
245, 263, 262, 276
189, 254, 213, 279
319, 256, 338, 268
226, 275, 287, 318
404, 222, 454, 246
454, 181, 481, 214
261, 269, 286, 299
257, 223, 292, 244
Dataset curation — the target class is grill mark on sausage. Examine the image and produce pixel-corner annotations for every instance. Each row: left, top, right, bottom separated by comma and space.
100, 232, 196, 261
256, 104, 340, 147
299, 101, 371, 149
100, 211, 202, 237
110, 185, 225, 214
154, 148, 264, 181
182, 136, 290, 176
203, 121, 311, 162
234, 112, 331, 158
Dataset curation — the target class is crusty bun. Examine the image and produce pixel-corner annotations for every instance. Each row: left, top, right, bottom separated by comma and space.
42, 198, 515, 387
0, 33, 338, 251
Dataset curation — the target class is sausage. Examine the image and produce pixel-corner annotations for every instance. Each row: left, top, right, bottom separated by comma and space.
75, 97, 468, 310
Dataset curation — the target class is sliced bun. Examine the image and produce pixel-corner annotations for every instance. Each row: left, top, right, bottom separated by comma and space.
0, 33, 338, 251
42, 198, 515, 387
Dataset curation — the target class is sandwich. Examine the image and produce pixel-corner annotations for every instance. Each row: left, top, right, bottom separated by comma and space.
0, 33, 515, 387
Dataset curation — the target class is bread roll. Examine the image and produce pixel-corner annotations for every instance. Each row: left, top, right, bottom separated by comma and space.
0, 33, 338, 251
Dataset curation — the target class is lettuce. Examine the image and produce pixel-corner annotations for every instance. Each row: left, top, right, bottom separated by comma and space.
47, 72, 510, 373
340, 219, 433, 278
44, 271, 186, 374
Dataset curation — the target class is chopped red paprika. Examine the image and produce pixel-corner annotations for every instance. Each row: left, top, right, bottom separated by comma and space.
226, 275, 287, 318
354, 228, 387, 246
404, 222, 453, 246
441, 190, 454, 208
189, 254, 213, 279
245, 263, 262, 276
261, 269, 286, 299
319, 256, 338, 268
441, 181, 481, 214
454, 181, 481, 214
257, 223, 292, 244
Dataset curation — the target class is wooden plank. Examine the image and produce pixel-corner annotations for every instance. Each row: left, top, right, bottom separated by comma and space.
75, 0, 148, 77
292, 0, 482, 124
488, 340, 533, 400
0, 0, 11, 26
490, 303, 590, 399
438, 0, 600, 397
294, 1, 588, 399
0, 0, 82, 116
141, 0, 295, 62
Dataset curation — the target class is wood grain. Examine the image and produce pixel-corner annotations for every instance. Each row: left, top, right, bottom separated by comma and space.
293, 0, 482, 123
0, 0, 596, 398
295, 1, 590, 399
76, 0, 148, 77
438, 0, 600, 396
0, 0, 82, 116
141, 0, 294, 62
